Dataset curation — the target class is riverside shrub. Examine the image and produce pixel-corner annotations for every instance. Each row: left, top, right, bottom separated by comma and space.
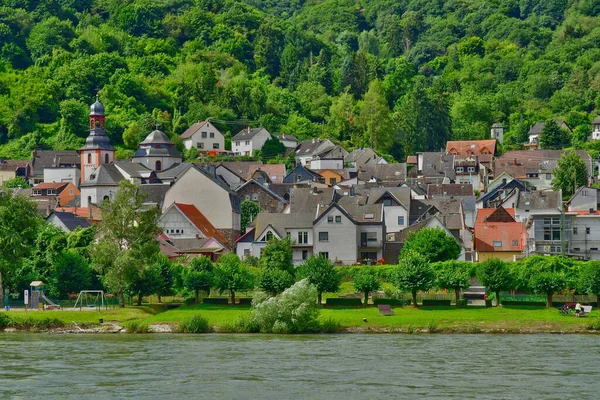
178, 314, 210, 333
251, 279, 320, 333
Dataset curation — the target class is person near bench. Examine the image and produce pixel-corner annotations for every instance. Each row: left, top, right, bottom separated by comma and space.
575, 302, 582, 317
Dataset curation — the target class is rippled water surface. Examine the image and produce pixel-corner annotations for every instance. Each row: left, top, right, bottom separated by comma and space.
1, 333, 600, 399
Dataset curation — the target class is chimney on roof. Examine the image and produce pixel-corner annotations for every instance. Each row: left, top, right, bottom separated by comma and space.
312, 186, 318, 194
247, 126, 251, 133
514, 158, 518, 165
312, 138, 316, 144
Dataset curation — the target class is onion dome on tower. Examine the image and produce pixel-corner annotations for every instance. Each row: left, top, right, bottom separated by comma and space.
79, 94, 116, 184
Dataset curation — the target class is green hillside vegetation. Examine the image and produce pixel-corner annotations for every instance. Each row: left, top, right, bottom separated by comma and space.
0, 0, 600, 161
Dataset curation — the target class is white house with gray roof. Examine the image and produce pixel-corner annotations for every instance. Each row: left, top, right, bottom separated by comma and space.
181, 120, 225, 151
133, 130, 182, 172
232, 127, 271, 156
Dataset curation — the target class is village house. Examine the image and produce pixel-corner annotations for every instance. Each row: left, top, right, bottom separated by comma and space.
592, 116, 600, 141
474, 207, 526, 262
490, 123, 504, 145
407, 152, 455, 183
525, 121, 571, 150
283, 165, 323, 184
273, 133, 298, 150
494, 150, 592, 190
24, 181, 80, 217
235, 179, 287, 213
446, 140, 496, 157
294, 138, 336, 166
47, 211, 92, 233
162, 164, 241, 247
0, 159, 29, 185
30, 150, 80, 186
345, 148, 387, 169
358, 163, 407, 184
180, 120, 225, 152
231, 127, 271, 156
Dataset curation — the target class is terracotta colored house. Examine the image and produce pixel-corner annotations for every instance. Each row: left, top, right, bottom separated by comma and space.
474, 207, 526, 262
30, 182, 80, 207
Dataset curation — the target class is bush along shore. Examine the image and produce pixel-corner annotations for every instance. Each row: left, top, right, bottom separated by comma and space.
2, 281, 600, 335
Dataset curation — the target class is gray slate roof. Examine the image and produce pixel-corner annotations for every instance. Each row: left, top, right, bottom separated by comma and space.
290, 187, 336, 214
294, 139, 335, 156
138, 184, 171, 208
358, 164, 407, 182
181, 120, 210, 139
52, 211, 91, 231
515, 190, 561, 210
253, 212, 315, 238
31, 150, 80, 177
81, 164, 124, 187
141, 130, 174, 145
365, 187, 411, 208
231, 127, 270, 141
428, 184, 473, 198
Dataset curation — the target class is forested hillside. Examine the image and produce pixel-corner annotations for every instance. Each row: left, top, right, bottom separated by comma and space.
0, 0, 599, 161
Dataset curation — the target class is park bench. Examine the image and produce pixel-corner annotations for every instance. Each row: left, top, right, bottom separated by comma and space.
378, 304, 394, 316
581, 305, 593, 316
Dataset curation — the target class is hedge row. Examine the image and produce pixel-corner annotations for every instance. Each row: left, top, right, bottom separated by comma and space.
422, 300, 452, 306
336, 265, 397, 280
325, 298, 363, 307
501, 300, 546, 307
373, 298, 411, 306
203, 298, 229, 305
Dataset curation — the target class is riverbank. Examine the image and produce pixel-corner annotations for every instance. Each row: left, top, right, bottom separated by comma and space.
2, 304, 600, 334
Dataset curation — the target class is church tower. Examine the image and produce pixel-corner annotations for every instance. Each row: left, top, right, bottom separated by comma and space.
80, 95, 115, 184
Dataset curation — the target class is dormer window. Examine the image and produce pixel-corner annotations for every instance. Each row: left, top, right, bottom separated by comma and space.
456, 167, 464, 173
47, 189, 56, 196
33, 189, 41, 196
467, 167, 475, 173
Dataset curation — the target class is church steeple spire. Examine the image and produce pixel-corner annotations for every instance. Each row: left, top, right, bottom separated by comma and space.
80, 93, 115, 184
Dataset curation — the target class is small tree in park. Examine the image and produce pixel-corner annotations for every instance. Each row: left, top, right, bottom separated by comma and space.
298, 255, 341, 304
258, 237, 294, 295
184, 255, 214, 303
353, 268, 381, 307
477, 258, 512, 307
400, 227, 461, 263
394, 252, 435, 308
434, 261, 473, 307
580, 261, 600, 308
516, 255, 571, 307
214, 254, 254, 304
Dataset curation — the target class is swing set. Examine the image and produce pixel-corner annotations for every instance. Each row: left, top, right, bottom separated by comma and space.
73, 290, 107, 311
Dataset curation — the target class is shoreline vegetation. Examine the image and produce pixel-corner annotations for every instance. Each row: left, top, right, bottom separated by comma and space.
2, 303, 600, 335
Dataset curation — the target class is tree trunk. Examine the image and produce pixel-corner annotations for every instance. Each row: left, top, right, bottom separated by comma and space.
412, 291, 418, 308
231, 291, 235, 305
118, 282, 125, 308
547, 292, 553, 308
195, 289, 199, 304
496, 291, 501, 307
137, 292, 143, 306
0, 271, 4, 306
157, 294, 162, 303
455, 287, 460, 308
364, 292, 368, 307
318, 292, 322, 305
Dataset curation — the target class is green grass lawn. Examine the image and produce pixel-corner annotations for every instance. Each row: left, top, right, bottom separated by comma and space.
3, 304, 597, 332
320, 305, 596, 332
3, 306, 160, 324
143, 304, 251, 326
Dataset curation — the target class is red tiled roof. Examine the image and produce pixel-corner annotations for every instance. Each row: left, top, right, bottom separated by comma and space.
174, 203, 228, 244
446, 140, 497, 156
474, 221, 526, 252
406, 156, 418, 164
476, 207, 515, 223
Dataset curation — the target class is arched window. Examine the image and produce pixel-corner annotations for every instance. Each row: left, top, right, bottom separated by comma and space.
155, 160, 162, 171
87, 196, 92, 205
103, 195, 109, 201
87, 153, 92, 164
105, 154, 109, 164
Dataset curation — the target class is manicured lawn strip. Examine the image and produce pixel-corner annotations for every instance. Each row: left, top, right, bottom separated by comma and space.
319, 306, 595, 331
143, 304, 251, 326
2, 306, 159, 324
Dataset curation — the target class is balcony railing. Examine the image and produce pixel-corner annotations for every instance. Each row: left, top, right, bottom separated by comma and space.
360, 240, 382, 249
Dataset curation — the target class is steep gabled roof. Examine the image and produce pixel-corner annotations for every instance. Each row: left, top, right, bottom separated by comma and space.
235, 179, 286, 202
173, 203, 228, 244
231, 127, 270, 141
446, 140, 497, 156
50, 211, 92, 231
253, 212, 315, 239
428, 184, 473, 198
81, 164, 124, 187
476, 207, 516, 223
181, 120, 211, 139
31, 150, 80, 177
474, 221, 526, 252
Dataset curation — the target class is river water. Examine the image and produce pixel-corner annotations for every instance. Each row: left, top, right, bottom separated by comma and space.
1, 333, 599, 399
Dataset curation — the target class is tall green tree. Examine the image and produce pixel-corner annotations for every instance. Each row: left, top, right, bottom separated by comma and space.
434, 261, 473, 307
48, 250, 92, 299
261, 136, 286, 162
258, 236, 294, 295
184, 255, 214, 304
353, 268, 381, 307
214, 254, 254, 304
92, 181, 160, 307
551, 150, 588, 198
298, 255, 341, 304
0, 193, 42, 304
356, 79, 391, 151
477, 259, 512, 307
540, 120, 571, 150
580, 261, 600, 308
400, 227, 461, 263
394, 252, 435, 308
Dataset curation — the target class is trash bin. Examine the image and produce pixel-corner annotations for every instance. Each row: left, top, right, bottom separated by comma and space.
99, 318, 104, 324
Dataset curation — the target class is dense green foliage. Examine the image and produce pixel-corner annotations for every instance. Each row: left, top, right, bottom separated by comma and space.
352, 268, 381, 307
297, 255, 341, 304
394, 252, 435, 308
0, 0, 599, 160
400, 228, 461, 263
